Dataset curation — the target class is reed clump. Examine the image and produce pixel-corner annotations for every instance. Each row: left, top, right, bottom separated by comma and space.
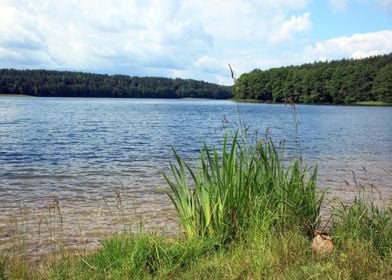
164, 131, 323, 241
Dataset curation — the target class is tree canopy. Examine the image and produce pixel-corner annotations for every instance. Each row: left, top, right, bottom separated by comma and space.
0, 69, 232, 99
2, 54, 391, 104
233, 53, 392, 104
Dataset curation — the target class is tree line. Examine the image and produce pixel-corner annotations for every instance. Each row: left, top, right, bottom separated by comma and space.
0, 69, 231, 99
2, 53, 391, 103
233, 53, 392, 104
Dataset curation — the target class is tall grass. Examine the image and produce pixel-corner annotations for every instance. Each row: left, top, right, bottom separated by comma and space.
164, 131, 324, 241
331, 193, 392, 257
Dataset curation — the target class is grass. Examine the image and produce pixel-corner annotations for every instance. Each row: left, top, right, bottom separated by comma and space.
3, 222, 391, 279
353, 101, 392, 106
331, 194, 392, 257
1, 132, 391, 279
164, 131, 322, 241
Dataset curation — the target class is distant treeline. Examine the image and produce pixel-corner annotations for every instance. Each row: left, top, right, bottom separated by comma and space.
0, 69, 231, 99
233, 53, 392, 104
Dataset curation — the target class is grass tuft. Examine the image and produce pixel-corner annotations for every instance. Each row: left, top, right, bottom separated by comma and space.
164, 131, 324, 241
331, 196, 392, 257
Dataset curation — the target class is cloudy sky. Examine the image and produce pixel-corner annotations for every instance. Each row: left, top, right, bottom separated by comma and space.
0, 0, 391, 85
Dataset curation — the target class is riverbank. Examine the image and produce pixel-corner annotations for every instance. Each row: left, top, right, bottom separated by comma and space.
1, 188, 391, 279
3, 216, 391, 279
353, 101, 392, 106
2, 94, 392, 106
1, 133, 391, 279
0, 94, 32, 97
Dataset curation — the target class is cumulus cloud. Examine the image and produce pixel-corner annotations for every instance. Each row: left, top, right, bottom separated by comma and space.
0, 0, 216, 73
228, 30, 392, 77
0, 0, 314, 83
303, 30, 392, 61
194, 56, 224, 73
0, 5, 43, 50
268, 12, 312, 44
0, 0, 389, 85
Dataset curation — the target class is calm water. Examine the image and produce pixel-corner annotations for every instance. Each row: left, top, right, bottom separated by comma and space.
0, 96, 391, 253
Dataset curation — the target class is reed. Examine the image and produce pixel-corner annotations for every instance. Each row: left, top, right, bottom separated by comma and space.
164, 131, 324, 241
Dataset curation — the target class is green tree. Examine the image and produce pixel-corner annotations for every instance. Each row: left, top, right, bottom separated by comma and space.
372, 64, 392, 103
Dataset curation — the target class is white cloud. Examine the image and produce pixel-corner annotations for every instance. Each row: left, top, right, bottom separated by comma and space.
194, 56, 223, 73
226, 30, 392, 81
0, 5, 43, 50
0, 0, 314, 83
303, 30, 392, 61
1, 0, 389, 85
329, 0, 349, 12
0, 0, 215, 72
268, 12, 312, 44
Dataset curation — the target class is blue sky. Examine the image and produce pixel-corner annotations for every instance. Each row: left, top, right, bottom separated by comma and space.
0, 0, 391, 85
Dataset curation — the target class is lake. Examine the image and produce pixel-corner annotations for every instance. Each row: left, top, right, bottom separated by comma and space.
0, 96, 391, 254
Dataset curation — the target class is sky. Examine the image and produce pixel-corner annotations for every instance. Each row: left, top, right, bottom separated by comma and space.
0, 0, 391, 85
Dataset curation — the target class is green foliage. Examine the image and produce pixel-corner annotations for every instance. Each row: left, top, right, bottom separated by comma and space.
43, 225, 391, 279
331, 197, 392, 257
46, 233, 220, 280
0, 257, 6, 280
2, 134, 392, 279
354, 101, 392, 106
164, 132, 323, 241
233, 53, 392, 104
2, 147, 392, 279
372, 64, 392, 103
0, 69, 232, 99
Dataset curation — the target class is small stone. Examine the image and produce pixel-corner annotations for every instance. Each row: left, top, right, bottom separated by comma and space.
312, 230, 334, 254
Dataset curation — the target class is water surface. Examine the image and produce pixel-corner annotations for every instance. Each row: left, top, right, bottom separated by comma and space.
0, 97, 391, 254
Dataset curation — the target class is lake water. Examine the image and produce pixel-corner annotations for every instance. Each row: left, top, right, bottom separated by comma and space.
0, 96, 391, 255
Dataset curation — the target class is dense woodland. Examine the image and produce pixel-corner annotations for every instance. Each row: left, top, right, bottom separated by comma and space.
0, 69, 231, 99
1, 54, 391, 103
233, 53, 392, 104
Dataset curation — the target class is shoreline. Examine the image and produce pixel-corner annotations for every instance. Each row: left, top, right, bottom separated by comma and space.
0, 175, 390, 260
1, 94, 392, 106
230, 98, 392, 107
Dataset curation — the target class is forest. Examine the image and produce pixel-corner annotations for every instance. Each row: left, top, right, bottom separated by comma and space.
233, 53, 392, 104
0, 69, 231, 99
1, 53, 391, 103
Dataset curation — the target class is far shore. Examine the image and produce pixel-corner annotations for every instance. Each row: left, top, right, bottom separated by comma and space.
0, 93, 33, 97
230, 98, 392, 106
1, 93, 391, 106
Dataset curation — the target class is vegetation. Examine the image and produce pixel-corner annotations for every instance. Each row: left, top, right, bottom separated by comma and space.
353, 101, 392, 106
2, 54, 391, 104
233, 53, 392, 104
164, 132, 322, 241
1, 132, 391, 279
0, 69, 231, 99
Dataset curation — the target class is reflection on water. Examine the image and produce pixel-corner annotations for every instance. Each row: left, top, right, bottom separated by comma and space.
0, 97, 391, 255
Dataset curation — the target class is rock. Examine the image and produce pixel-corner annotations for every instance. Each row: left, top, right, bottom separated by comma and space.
312, 229, 334, 254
